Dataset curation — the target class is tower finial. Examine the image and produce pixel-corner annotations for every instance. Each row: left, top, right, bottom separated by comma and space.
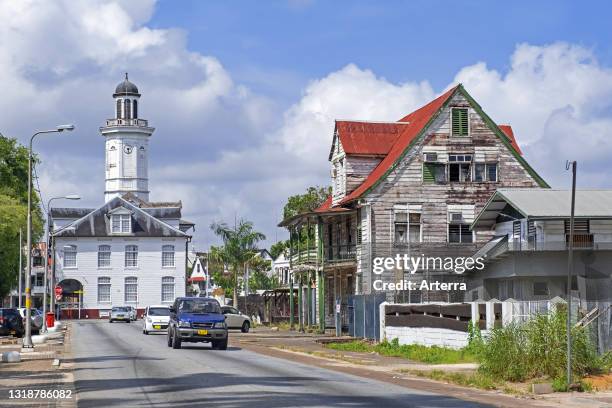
125, 72, 128, 80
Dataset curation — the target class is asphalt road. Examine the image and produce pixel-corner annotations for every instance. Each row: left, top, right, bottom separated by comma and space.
70, 320, 491, 408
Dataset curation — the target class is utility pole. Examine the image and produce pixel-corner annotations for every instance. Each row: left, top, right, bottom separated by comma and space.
18, 228, 23, 308
566, 160, 577, 386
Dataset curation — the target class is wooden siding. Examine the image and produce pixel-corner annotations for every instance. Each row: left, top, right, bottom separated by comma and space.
356, 92, 543, 296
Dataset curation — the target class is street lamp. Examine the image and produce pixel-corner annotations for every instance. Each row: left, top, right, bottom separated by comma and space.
41, 195, 80, 333
23, 125, 75, 349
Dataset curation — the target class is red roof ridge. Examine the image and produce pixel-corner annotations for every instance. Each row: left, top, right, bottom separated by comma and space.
498, 124, 523, 155
338, 85, 460, 205
335, 119, 411, 124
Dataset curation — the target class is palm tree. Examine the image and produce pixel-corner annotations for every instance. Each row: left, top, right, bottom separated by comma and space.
210, 219, 266, 307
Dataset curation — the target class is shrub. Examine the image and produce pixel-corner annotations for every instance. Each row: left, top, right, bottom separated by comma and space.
478, 307, 603, 382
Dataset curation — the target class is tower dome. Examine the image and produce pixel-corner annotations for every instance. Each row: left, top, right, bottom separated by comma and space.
113, 73, 140, 97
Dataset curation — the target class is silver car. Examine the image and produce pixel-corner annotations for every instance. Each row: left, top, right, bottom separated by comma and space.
125, 306, 137, 321
109, 307, 131, 323
17, 308, 43, 333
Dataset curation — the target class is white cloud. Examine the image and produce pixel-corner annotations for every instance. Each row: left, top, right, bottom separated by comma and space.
3, 2, 612, 249
454, 42, 612, 187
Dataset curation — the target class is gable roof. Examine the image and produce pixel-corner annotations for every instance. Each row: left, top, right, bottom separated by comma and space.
331, 121, 408, 159
499, 125, 523, 155
53, 196, 189, 238
472, 189, 612, 229
339, 85, 548, 205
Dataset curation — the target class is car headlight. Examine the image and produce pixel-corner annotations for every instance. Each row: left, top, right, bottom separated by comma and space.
178, 321, 191, 328
213, 322, 226, 329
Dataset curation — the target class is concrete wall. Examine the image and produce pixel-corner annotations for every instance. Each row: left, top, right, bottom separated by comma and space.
385, 326, 473, 349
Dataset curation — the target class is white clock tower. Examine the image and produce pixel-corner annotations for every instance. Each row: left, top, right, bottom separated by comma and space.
101, 74, 155, 202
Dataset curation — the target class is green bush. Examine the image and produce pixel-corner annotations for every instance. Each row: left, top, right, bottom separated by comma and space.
478, 307, 603, 382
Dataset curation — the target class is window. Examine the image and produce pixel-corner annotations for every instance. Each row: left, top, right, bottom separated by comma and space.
161, 277, 175, 302
116, 99, 122, 119
533, 281, 549, 296
111, 214, 131, 233
124, 277, 138, 302
64, 245, 77, 268
423, 162, 446, 184
162, 245, 175, 267
98, 245, 111, 268
125, 245, 138, 267
474, 163, 497, 182
409, 213, 421, 242
394, 211, 408, 244
133, 99, 138, 119
394, 209, 421, 244
124, 99, 131, 120
98, 277, 111, 303
448, 224, 473, 243
449, 155, 472, 183
452, 108, 469, 136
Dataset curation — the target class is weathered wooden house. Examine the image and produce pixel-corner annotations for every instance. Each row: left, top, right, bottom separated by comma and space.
280, 84, 548, 331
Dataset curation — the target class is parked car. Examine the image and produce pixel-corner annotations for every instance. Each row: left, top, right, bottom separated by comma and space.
0, 308, 25, 337
125, 306, 137, 321
167, 297, 228, 350
109, 307, 131, 323
221, 306, 251, 333
142, 305, 171, 334
17, 308, 43, 333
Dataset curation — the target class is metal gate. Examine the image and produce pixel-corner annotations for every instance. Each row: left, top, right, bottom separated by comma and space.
347, 294, 386, 340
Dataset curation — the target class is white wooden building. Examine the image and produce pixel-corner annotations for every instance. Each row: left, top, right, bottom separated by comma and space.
50, 75, 194, 319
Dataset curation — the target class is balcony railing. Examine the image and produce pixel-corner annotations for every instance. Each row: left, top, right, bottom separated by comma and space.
104, 118, 149, 127
290, 247, 318, 265
508, 234, 605, 251
325, 244, 356, 263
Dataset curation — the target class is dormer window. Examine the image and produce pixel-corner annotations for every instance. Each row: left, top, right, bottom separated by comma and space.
111, 214, 131, 233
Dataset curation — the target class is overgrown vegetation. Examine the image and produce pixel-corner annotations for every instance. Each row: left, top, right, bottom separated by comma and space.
325, 338, 478, 364
477, 307, 604, 383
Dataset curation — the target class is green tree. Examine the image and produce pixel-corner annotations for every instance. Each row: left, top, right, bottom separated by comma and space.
247, 255, 277, 291
209, 219, 266, 306
0, 135, 44, 299
270, 240, 288, 259
283, 186, 331, 220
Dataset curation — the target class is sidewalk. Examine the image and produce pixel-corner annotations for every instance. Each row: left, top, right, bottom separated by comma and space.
0, 325, 76, 407
233, 327, 612, 408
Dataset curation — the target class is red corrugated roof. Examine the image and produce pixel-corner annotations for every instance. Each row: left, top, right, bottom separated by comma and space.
340, 86, 459, 204
335, 121, 406, 156
499, 125, 523, 155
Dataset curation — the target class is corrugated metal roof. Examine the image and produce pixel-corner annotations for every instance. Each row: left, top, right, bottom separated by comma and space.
334, 121, 406, 156
473, 189, 612, 228
500, 189, 612, 217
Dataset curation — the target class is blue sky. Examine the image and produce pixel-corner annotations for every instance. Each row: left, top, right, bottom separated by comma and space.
150, 0, 612, 100
2, 1, 612, 249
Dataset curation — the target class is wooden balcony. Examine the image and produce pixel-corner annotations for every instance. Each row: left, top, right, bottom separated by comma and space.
325, 244, 356, 263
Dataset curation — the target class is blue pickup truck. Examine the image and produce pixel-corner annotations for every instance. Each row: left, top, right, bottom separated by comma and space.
167, 297, 228, 350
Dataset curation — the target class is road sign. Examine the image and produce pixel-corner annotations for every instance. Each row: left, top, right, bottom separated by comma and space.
54, 285, 63, 297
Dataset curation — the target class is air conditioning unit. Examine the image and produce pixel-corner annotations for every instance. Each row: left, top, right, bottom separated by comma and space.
450, 213, 463, 223
423, 153, 438, 162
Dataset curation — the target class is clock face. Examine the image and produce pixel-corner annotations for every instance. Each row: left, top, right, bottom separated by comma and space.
123, 145, 133, 154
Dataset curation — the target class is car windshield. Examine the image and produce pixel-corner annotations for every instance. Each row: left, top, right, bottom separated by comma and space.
112, 307, 128, 312
177, 299, 220, 314
148, 307, 170, 316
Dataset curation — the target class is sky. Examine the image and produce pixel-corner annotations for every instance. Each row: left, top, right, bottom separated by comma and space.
1, 0, 612, 251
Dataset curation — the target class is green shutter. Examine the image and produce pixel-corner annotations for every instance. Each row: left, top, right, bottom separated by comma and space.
452, 108, 468, 136
423, 163, 435, 183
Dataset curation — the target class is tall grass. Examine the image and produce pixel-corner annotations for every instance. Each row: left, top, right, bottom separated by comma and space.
478, 307, 603, 382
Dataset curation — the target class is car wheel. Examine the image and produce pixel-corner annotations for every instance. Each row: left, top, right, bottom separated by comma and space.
241, 321, 250, 333
167, 330, 172, 347
109, 319, 113, 323
171, 329, 182, 349
212, 338, 228, 350
143, 329, 148, 335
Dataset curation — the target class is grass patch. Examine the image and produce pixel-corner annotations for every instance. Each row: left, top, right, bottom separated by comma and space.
406, 369, 498, 390
325, 338, 478, 364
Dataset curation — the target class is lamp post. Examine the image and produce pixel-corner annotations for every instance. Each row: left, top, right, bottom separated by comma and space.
23, 124, 75, 349
41, 195, 80, 333
566, 160, 577, 386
